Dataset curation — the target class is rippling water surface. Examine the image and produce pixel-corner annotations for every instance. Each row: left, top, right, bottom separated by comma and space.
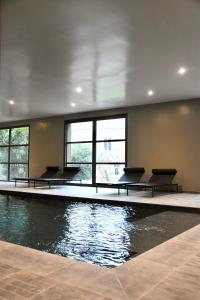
0, 194, 199, 267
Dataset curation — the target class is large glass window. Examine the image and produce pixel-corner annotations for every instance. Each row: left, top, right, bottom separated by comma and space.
65, 116, 126, 184
65, 121, 93, 184
0, 126, 29, 180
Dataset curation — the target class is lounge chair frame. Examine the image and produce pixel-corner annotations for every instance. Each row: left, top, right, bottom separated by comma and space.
96, 167, 145, 195
13, 166, 60, 187
126, 169, 179, 197
13, 166, 82, 188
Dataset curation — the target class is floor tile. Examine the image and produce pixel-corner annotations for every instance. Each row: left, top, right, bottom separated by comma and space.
0, 245, 75, 275
115, 257, 173, 299
48, 261, 128, 300
30, 284, 113, 300
138, 237, 199, 267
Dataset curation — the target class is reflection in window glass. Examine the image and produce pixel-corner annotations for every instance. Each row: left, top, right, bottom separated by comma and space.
67, 122, 93, 142
0, 147, 9, 163
10, 146, 29, 163
0, 129, 9, 145
0, 126, 29, 180
10, 164, 28, 179
65, 116, 126, 184
11, 127, 29, 145
96, 141, 125, 163
96, 164, 125, 183
0, 164, 8, 180
97, 118, 125, 141
67, 143, 92, 163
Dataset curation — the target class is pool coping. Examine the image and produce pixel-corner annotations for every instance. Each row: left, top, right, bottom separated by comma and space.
0, 184, 200, 298
0, 186, 200, 212
0, 223, 199, 299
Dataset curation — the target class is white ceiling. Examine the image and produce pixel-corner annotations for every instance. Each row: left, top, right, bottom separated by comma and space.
1, 0, 200, 122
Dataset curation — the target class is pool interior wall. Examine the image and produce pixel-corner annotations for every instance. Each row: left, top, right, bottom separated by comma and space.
0, 193, 199, 267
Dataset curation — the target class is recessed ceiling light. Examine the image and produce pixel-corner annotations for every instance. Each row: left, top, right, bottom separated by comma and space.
148, 90, 154, 96
71, 102, 76, 107
177, 67, 187, 75
75, 86, 83, 93
8, 99, 15, 105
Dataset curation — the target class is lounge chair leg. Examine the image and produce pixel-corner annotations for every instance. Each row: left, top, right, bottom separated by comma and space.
96, 186, 98, 193
127, 187, 129, 196
118, 187, 120, 195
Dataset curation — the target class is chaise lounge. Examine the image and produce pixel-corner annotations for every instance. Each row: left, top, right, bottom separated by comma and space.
13, 166, 60, 187
126, 168, 178, 197
32, 166, 81, 188
96, 167, 145, 195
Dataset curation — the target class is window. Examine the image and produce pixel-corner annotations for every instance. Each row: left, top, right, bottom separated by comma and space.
65, 115, 127, 184
0, 126, 29, 180
65, 121, 93, 184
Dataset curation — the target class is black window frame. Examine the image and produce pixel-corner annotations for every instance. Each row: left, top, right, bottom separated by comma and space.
64, 114, 127, 185
0, 125, 30, 181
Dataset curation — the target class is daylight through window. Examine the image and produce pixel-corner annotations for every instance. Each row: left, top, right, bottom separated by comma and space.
0, 126, 29, 180
65, 116, 126, 184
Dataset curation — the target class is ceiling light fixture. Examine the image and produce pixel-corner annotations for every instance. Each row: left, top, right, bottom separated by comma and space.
148, 90, 154, 96
177, 67, 187, 75
71, 102, 76, 107
8, 99, 15, 105
75, 86, 83, 94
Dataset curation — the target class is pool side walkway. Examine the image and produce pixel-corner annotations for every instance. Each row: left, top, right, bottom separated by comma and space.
0, 224, 199, 299
0, 182, 200, 209
0, 182, 200, 299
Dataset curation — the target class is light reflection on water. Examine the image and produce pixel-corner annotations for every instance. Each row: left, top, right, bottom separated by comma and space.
0, 194, 199, 267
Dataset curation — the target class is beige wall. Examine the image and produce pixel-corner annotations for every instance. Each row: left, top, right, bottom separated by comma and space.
1, 99, 200, 192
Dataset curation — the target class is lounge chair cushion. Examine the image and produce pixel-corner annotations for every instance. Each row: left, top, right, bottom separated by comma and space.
46, 166, 60, 171
63, 167, 80, 172
152, 169, 177, 175
124, 167, 145, 174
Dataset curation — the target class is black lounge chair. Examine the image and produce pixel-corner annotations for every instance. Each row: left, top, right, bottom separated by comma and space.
96, 167, 145, 195
32, 166, 81, 188
13, 166, 60, 187
126, 169, 178, 197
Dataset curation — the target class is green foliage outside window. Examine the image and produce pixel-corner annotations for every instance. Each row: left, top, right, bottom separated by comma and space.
0, 127, 29, 180
11, 127, 29, 145
69, 143, 92, 180
0, 129, 9, 145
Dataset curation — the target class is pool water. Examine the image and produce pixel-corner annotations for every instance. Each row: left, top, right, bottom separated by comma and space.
0, 194, 199, 267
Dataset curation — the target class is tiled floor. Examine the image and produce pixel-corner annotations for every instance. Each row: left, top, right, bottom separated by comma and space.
0, 182, 200, 299
0, 225, 199, 299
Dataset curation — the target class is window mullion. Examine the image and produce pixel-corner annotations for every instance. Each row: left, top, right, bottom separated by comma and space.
92, 120, 96, 185
8, 128, 11, 180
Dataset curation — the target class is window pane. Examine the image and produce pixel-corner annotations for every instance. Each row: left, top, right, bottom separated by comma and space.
67, 143, 92, 163
10, 146, 29, 163
0, 147, 9, 163
0, 164, 8, 180
96, 118, 125, 140
10, 164, 28, 179
96, 164, 125, 183
11, 127, 29, 145
96, 141, 125, 163
67, 122, 93, 142
0, 129, 9, 145
67, 164, 92, 184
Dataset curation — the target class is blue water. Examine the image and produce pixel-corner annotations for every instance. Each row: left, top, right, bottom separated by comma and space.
0, 194, 199, 267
